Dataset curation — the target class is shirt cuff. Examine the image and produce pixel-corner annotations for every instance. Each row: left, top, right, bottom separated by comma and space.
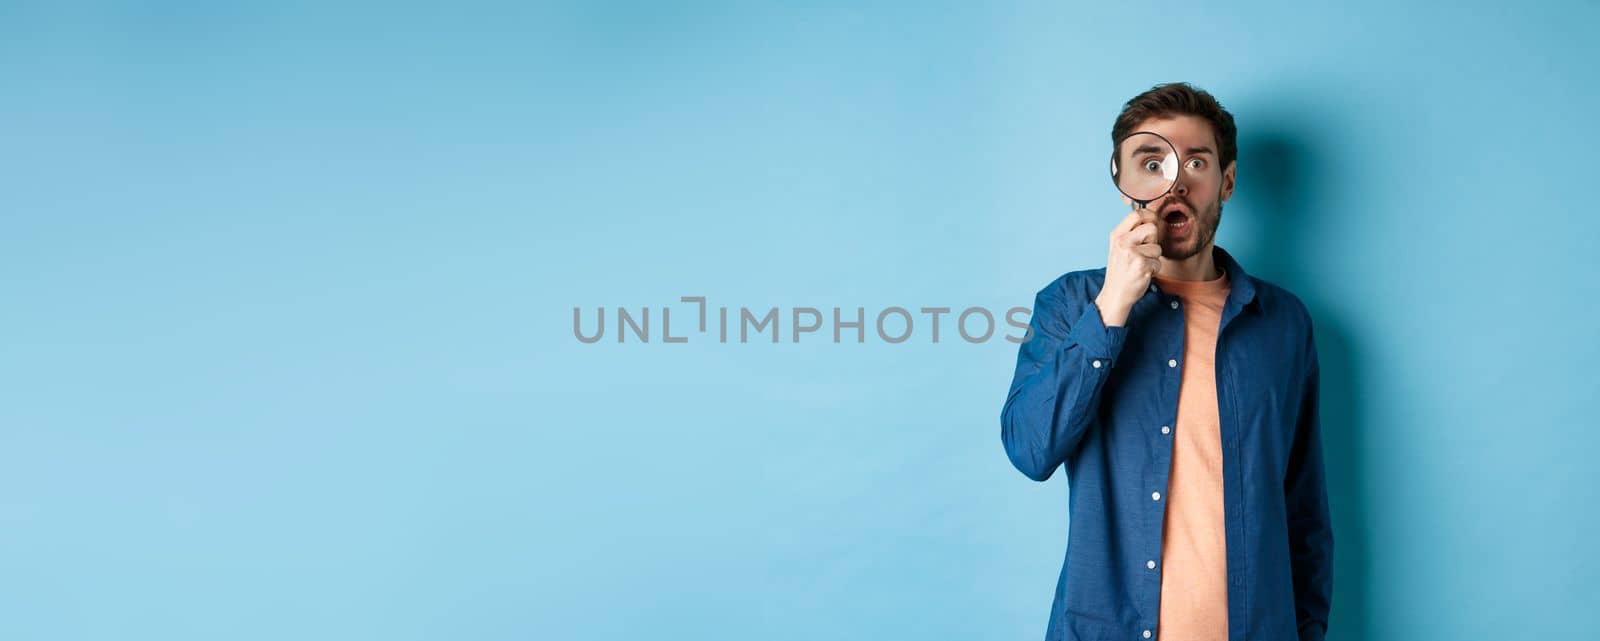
1066, 300, 1129, 363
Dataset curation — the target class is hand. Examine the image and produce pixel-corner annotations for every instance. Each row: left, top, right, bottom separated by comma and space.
1096, 208, 1163, 327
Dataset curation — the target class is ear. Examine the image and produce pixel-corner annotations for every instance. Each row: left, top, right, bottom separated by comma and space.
1219, 160, 1237, 202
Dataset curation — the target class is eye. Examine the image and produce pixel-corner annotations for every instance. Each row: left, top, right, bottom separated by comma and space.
1186, 158, 1207, 170
1143, 159, 1163, 172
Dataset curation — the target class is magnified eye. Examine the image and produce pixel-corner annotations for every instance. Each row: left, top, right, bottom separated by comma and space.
1143, 159, 1163, 172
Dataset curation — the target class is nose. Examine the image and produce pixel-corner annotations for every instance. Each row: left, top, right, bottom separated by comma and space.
1172, 176, 1188, 197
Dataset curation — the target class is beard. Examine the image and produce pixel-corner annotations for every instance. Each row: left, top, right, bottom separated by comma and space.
1162, 197, 1222, 261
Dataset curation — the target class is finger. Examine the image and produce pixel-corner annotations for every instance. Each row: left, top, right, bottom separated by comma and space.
1119, 225, 1153, 249
1145, 257, 1162, 274
1125, 221, 1157, 246
1134, 243, 1162, 258
1112, 210, 1143, 237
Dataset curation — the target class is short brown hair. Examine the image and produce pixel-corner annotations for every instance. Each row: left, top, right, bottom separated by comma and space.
1111, 82, 1237, 171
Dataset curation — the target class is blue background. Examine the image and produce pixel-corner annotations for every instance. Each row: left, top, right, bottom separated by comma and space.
3, 2, 1596, 640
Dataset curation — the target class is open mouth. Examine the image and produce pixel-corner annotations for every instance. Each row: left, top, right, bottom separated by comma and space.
1162, 207, 1192, 235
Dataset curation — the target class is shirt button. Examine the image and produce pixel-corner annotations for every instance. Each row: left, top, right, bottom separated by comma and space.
1170, 300, 1179, 309
1149, 284, 1157, 293
1143, 631, 1152, 639
1152, 491, 1161, 501
1161, 425, 1171, 434
1147, 560, 1156, 569
1092, 359, 1102, 368
1167, 359, 1177, 368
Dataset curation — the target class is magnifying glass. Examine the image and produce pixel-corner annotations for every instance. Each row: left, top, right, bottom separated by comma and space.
1110, 131, 1180, 210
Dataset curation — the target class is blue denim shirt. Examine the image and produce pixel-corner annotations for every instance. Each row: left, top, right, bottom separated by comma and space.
1001, 245, 1332, 641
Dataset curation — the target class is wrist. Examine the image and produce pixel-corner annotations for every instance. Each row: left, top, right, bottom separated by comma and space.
1094, 292, 1131, 327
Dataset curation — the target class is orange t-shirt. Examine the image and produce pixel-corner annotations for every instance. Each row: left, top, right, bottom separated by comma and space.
1150, 265, 1232, 641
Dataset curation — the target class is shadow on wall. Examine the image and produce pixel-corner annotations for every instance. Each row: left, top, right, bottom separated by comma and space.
1234, 118, 1373, 641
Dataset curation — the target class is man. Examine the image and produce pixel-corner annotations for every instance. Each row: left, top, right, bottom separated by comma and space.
1000, 83, 1333, 641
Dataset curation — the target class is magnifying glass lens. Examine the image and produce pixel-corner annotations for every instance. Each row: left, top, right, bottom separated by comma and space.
1111, 132, 1180, 205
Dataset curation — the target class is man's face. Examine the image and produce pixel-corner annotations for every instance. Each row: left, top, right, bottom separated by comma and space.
1121, 114, 1236, 261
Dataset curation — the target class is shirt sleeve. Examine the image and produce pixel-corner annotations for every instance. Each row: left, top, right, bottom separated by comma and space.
1285, 320, 1334, 641
999, 276, 1129, 482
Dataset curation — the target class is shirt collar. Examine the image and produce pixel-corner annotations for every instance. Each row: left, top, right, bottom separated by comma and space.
1150, 244, 1262, 315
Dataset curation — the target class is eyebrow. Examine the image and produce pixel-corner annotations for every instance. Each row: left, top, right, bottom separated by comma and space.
1131, 144, 1216, 157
